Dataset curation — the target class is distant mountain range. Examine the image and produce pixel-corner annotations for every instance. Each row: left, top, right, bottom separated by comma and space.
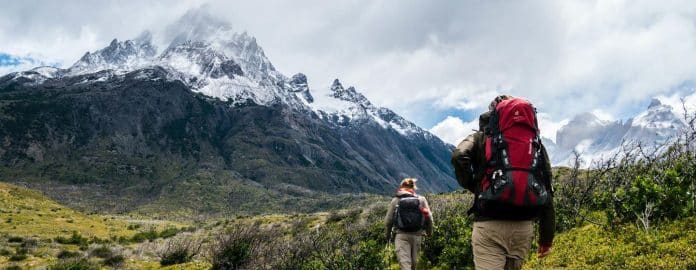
0, 10, 456, 215
545, 96, 693, 166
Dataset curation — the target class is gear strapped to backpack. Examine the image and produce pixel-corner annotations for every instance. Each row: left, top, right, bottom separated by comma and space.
477, 98, 550, 219
394, 194, 425, 232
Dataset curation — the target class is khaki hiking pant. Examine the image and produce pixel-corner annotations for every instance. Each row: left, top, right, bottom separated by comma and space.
394, 232, 423, 270
472, 220, 534, 270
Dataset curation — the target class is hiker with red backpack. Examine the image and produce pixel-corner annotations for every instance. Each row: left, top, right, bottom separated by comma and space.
384, 178, 434, 270
452, 95, 555, 270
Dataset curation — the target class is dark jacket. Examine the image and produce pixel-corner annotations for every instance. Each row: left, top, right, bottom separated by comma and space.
451, 112, 555, 246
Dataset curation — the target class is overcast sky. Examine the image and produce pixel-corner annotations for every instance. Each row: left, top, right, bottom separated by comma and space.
2, 0, 696, 145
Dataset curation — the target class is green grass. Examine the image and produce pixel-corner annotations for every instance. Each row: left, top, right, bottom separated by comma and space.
0, 181, 191, 269
525, 216, 696, 270
0, 181, 133, 239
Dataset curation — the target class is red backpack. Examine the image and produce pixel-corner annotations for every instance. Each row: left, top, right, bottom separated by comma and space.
478, 98, 550, 219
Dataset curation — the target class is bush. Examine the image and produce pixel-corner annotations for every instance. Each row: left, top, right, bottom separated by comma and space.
421, 194, 474, 269
158, 237, 201, 266
8, 254, 27, 261
158, 227, 180, 239
353, 239, 387, 269
4, 266, 22, 270
209, 224, 269, 270
0, 248, 12, 256
103, 254, 125, 267
7, 236, 23, 243
89, 245, 113, 259
49, 258, 100, 270
57, 250, 81, 259
55, 231, 88, 246
130, 228, 158, 243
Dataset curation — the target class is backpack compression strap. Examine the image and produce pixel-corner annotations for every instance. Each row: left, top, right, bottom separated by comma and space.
486, 102, 543, 175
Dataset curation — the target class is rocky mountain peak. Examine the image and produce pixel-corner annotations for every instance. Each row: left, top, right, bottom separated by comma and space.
648, 98, 663, 109
330, 79, 344, 91
290, 73, 307, 86
328, 80, 372, 108
288, 73, 313, 103
159, 40, 243, 81
68, 33, 157, 76
548, 94, 694, 166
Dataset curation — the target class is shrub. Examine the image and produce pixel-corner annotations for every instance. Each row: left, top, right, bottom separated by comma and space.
14, 247, 29, 255
55, 231, 88, 246
158, 237, 201, 266
326, 211, 345, 223
20, 238, 38, 251
0, 248, 12, 256
57, 250, 81, 259
7, 236, 23, 243
103, 254, 125, 267
49, 258, 100, 270
209, 224, 269, 270
158, 227, 180, 239
130, 228, 158, 243
421, 194, 474, 269
4, 266, 21, 270
89, 245, 113, 259
8, 254, 27, 261
353, 239, 387, 269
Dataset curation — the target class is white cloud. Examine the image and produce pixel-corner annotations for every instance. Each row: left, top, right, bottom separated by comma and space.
429, 116, 478, 145
656, 91, 696, 119
430, 111, 568, 146
537, 113, 569, 143
591, 109, 615, 122
2, 0, 696, 132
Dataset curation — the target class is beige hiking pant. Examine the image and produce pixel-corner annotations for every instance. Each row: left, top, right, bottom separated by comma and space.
472, 220, 534, 270
394, 232, 423, 270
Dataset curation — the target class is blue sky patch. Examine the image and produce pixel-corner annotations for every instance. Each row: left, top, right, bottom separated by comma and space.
0, 53, 23, 66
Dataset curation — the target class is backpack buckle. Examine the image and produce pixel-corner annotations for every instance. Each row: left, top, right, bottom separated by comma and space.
492, 169, 504, 180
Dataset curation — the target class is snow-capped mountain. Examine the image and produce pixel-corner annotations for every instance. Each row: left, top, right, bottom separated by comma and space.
3, 13, 427, 139
0, 9, 456, 213
547, 97, 689, 166
68, 31, 156, 76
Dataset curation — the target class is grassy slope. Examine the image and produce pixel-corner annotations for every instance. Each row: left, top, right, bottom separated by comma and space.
0, 181, 134, 239
525, 217, 696, 270
0, 181, 188, 268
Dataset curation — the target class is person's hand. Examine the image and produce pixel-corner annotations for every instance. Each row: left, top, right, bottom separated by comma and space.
538, 244, 551, 258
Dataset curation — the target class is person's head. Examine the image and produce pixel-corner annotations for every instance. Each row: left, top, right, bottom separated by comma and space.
400, 178, 418, 190
488, 95, 513, 111
478, 111, 491, 131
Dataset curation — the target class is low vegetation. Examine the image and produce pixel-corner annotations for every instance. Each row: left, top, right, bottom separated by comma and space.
0, 112, 694, 269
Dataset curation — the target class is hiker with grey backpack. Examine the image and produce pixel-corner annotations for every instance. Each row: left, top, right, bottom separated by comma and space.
384, 178, 434, 270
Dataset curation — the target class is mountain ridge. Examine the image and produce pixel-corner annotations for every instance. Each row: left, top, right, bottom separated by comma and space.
546, 96, 693, 166
0, 11, 457, 215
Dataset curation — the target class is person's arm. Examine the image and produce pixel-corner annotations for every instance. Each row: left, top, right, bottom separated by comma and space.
384, 198, 397, 241
452, 132, 479, 193
420, 196, 434, 236
538, 144, 555, 257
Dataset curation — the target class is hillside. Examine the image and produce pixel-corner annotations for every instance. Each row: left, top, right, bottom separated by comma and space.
0, 181, 197, 269
0, 182, 132, 239
0, 12, 457, 214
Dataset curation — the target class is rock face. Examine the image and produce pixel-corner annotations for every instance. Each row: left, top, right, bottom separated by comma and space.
0, 11, 457, 214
